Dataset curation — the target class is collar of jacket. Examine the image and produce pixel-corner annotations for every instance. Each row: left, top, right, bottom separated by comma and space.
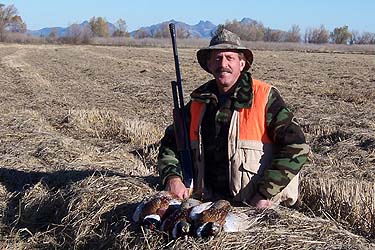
190, 72, 253, 110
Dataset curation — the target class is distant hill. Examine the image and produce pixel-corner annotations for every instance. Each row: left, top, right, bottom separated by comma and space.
27, 18, 255, 38
239, 17, 256, 25
27, 21, 116, 37
128, 19, 217, 38
28, 26, 67, 37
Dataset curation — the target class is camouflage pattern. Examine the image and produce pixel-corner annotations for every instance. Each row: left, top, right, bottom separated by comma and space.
209, 28, 242, 47
158, 72, 309, 200
158, 125, 184, 185
260, 88, 310, 198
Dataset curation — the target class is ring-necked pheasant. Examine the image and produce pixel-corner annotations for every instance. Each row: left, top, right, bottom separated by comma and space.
160, 198, 202, 238
190, 199, 231, 237
133, 191, 182, 230
189, 199, 252, 237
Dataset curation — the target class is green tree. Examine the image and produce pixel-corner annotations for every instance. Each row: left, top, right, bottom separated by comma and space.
89, 16, 109, 37
0, 4, 27, 41
330, 25, 351, 44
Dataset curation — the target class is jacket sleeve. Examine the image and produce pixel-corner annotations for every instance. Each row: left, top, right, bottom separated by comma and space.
258, 88, 310, 199
157, 102, 191, 187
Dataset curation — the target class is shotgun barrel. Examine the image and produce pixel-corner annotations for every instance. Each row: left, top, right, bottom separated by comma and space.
169, 23, 194, 193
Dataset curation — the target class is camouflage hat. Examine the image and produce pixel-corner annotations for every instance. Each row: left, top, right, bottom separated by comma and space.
197, 28, 253, 73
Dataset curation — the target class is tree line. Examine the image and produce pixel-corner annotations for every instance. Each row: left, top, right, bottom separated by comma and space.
222, 20, 374, 44
1, 3, 374, 45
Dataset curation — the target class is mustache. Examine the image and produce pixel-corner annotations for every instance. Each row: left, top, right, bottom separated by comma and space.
215, 67, 232, 74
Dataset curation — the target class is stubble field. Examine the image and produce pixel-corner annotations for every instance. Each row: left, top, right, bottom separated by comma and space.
0, 43, 374, 249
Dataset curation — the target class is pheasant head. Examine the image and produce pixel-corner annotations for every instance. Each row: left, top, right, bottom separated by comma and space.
172, 220, 191, 239
196, 221, 222, 237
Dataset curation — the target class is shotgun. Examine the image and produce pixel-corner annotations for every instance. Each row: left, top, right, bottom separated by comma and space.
168, 23, 194, 193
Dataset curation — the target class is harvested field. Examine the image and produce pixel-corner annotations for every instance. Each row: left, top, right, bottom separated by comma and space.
0, 42, 374, 249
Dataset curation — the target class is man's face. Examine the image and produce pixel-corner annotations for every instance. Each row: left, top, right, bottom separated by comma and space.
207, 50, 246, 93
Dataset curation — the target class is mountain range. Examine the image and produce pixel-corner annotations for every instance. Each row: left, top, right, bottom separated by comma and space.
27, 18, 255, 38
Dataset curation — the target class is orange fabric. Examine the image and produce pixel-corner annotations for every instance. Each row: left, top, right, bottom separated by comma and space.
190, 79, 272, 143
239, 79, 272, 143
190, 101, 205, 141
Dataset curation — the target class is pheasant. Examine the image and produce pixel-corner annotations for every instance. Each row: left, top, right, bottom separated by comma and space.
190, 199, 231, 237
133, 191, 181, 230
160, 198, 202, 238
190, 199, 253, 237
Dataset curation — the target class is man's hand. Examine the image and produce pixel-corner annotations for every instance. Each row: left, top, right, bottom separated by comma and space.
249, 193, 274, 209
165, 176, 190, 199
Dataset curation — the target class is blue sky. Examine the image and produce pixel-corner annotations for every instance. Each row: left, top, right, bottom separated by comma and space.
1, 0, 374, 33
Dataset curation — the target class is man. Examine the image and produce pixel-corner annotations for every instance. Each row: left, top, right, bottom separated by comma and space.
158, 28, 309, 209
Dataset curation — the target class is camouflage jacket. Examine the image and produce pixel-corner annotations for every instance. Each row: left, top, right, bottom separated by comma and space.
158, 72, 309, 200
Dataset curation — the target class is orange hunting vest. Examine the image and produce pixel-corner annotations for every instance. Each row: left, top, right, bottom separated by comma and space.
189, 79, 274, 202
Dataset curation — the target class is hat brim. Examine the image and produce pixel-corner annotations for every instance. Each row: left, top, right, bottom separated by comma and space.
197, 43, 253, 73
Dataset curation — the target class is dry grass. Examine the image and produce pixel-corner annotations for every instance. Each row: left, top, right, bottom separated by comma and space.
300, 178, 375, 239
58, 108, 163, 172
83, 37, 375, 55
0, 43, 374, 249
60, 109, 162, 146
1, 175, 373, 250
2, 174, 154, 249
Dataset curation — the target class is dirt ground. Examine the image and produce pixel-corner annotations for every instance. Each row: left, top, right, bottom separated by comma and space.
0, 43, 374, 249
